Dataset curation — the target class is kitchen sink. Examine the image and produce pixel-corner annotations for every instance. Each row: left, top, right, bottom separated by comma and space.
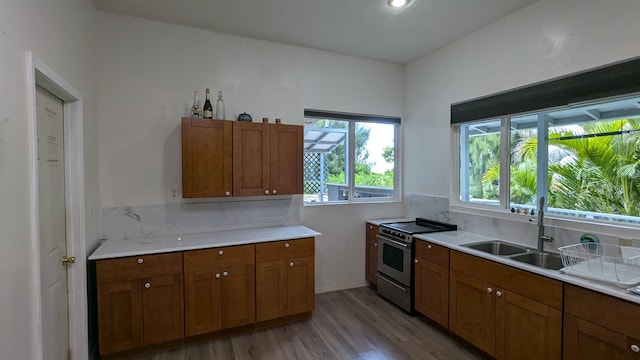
509, 252, 564, 270
464, 240, 529, 256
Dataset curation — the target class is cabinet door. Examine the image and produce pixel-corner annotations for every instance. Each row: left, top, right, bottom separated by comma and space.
564, 314, 634, 360
182, 118, 233, 198
270, 123, 303, 195
256, 260, 287, 322
365, 223, 378, 286
233, 121, 270, 196
287, 255, 315, 315
414, 258, 449, 328
449, 270, 495, 356
142, 274, 184, 346
97, 280, 143, 355
220, 263, 256, 329
495, 290, 561, 360
184, 270, 222, 336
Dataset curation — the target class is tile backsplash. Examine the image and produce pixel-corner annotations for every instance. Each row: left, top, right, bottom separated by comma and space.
102, 196, 302, 241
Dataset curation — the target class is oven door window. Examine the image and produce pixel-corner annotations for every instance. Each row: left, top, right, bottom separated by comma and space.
382, 243, 404, 272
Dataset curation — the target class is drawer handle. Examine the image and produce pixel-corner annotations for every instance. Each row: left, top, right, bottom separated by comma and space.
215, 273, 221, 279
427, 244, 432, 250
289, 262, 294, 267
144, 283, 150, 289
137, 258, 144, 264
487, 287, 493, 294
284, 243, 290, 248
631, 344, 639, 353
218, 250, 224, 256
223, 271, 228, 277
496, 291, 502, 297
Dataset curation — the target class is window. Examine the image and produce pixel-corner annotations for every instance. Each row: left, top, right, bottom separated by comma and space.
303, 110, 399, 204
456, 94, 640, 224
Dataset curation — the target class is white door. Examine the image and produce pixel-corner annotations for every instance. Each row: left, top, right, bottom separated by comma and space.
37, 86, 71, 360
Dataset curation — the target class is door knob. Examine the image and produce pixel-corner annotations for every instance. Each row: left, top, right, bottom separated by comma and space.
62, 256, 76, 266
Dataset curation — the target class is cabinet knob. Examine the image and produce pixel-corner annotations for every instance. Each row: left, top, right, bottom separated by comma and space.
218, 250, 224, 256
137, 258, 144, 264
225, 191, 230, 196
289, 262, 294, 267
265, 190, 269, 195
496, 291, 502, 297
223, 271, 228, 277
144, 283, 150, 289
369, 225, 373, 230
374, 242, 377, 247
487, 287, 493, 294
272, 189, 277, 194
427, 244, 432, 250
284, 243, 290, 248
414, 259, 418, 263
215, 273, 221, 279
631, 344, 640, 353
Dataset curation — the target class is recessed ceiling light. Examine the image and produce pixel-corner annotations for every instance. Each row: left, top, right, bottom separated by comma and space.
387, 0, 410, 8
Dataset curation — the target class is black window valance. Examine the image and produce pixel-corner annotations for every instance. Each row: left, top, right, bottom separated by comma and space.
451, 57, 640, 125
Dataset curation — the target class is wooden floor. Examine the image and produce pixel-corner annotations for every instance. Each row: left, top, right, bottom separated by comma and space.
115, 286, 487, 360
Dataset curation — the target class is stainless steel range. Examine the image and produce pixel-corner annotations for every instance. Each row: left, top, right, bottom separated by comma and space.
376, 218, 457, 313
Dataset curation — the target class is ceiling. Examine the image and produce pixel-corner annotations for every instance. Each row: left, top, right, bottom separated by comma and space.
93, 0, 537, 64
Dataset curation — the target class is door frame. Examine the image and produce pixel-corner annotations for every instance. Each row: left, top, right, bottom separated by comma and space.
27, 52, 88, 360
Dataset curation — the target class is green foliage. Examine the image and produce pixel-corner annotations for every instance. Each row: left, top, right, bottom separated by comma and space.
382, 146, 394, 164
467, 133, 500, 200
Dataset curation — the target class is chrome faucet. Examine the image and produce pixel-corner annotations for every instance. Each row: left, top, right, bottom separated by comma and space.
537, 196, 554, 252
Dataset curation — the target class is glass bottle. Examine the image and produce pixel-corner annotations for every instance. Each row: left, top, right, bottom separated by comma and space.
191, 90, 202, 118
215, 91, 225, 120
203, 88, 213, 119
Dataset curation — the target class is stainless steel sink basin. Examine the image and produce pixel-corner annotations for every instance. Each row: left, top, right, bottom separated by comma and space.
464, 240, 529, 256
509, 252, 564, 270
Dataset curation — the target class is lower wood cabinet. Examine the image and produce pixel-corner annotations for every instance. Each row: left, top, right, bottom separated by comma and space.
96, 253, 184, 355
365, 223, 379, 286
256, 238, 315, 322
449, 251, 562, 359
414, 240, 449, 328
564, 284, 640, 360
183, 244, 255, 337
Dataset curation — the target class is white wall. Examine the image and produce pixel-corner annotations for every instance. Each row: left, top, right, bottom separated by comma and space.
95, 13, 405, 291
404, 0, 640, 197
0, 0, 99, 358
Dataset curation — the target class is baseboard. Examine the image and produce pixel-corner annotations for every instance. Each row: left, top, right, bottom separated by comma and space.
315, 282, 368, 294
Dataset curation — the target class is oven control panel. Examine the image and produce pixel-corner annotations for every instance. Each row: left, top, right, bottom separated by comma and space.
380, 227, 408, 241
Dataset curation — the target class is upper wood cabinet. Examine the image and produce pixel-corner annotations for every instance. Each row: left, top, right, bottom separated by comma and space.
181, 118, 233, 198
564, 284, 640, 360
414, 240, 449, 328
365, 223, 379, 286
233, 122, 303, 196
449, 251, 562, 359
96, 253, 184, 355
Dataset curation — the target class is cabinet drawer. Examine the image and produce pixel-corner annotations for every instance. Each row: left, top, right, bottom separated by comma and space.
184, 244, 255, 272
256, 238, 315, 262
565, 284, 640, 339
415, 241, 449, 267
97, 252, 182, 283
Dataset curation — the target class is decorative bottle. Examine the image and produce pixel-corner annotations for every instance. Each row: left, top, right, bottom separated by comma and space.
190, 90, 202, 117
215, 91, 225, 120
203, 88, 213, 119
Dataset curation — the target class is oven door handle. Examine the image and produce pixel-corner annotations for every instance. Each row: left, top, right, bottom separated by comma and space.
376, 235, 411, 249
376, 274, 409, 292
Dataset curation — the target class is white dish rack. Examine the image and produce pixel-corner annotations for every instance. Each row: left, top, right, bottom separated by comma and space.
559, 243, 640, 287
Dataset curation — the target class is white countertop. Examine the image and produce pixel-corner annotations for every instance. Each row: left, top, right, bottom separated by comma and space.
89, 225, 321, 260
415, 230, 640, 305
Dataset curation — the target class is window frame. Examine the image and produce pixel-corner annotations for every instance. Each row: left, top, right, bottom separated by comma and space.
303, 110, 402, 206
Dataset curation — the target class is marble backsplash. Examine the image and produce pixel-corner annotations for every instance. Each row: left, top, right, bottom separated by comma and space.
101, 196, 302, 241
404, 193, 632, 251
